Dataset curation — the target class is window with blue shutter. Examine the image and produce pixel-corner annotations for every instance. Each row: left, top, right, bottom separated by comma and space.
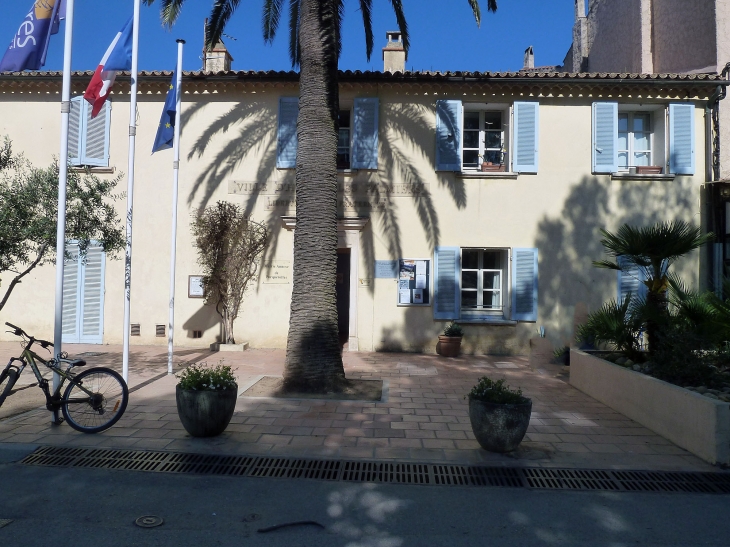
67, 97, 111, 167
434, 247, 461, 320
277, 97, 299, 168
62, 241, 106, 344
617, 257, 647, 304
669, 103, 695, 175
592, 102, 618, 173
511, 248, 538, 321
352, 98, 379, 169
435, 100, 462, 171
513, 102, 539, 173
68, 97, 83, 165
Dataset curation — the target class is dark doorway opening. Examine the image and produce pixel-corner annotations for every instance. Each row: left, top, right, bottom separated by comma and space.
336, 249, 351, 349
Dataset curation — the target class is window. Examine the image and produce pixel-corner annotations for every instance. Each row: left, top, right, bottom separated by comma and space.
436, 100, 539, 173
434, 246, 538, 322
618, 112, 652, 169
68, 96, 111, 167
593, 102, 694, 175
462, 111, 505, 170
461, 249, 506, 316
277, 97, 379, 170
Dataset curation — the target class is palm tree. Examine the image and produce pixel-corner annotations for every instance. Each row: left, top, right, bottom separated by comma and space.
145, 0, 497, 392
593, 221, 714, 354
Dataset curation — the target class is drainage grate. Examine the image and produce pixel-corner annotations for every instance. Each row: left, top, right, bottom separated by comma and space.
19, 446, 730, 494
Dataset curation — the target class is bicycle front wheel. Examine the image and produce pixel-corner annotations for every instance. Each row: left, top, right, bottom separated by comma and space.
0, 368, 19, 407
61, 367, 129, 433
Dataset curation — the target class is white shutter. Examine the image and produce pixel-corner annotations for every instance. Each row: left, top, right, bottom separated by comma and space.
79, 244, 105, 343
81, 100, 111, 167
669, 103, 695, 175
592, 102, 618, 173
67, 97, 83, 165
511, 248, 538, 321
62, 243, 80, 343
513, 102, 539, 172
352, 98, 379, 169
435, 100, 463, 171
434, 247, 461, 320
277, 97, 299, 168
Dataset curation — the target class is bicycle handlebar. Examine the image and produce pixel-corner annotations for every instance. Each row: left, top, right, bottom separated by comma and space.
5, 322, 53, 349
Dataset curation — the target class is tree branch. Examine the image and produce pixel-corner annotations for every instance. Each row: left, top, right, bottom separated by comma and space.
0, 244, 48, 312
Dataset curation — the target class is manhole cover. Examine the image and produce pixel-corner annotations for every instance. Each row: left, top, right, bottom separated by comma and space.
135, 516, 164, 528
0, 519, 12, 529
243, 513, 261, 523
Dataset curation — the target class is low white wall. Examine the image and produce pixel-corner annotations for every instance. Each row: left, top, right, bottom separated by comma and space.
570, 350, 730, 465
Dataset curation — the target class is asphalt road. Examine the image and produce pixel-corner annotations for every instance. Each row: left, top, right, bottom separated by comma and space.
0, 445, 728, 546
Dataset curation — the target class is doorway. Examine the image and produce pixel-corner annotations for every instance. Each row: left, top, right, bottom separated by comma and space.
336, 249, 351, 348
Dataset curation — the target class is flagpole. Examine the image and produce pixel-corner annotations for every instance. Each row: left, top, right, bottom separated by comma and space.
52, 0, 75, 425
167, 39, 185, 375
122, 0, 141, 383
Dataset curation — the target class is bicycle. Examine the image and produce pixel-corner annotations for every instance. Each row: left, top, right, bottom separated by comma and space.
0, 322, 129, 433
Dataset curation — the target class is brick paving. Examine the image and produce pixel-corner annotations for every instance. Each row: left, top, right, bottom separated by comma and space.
0, 344, 719, 472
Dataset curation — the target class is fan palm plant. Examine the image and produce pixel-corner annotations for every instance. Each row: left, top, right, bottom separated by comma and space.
143, 0, 497, 392
592, 221, 714, 354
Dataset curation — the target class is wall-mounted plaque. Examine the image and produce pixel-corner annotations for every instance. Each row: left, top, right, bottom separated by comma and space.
188, 275, 205, 298
374, 260, 398, 279
263, 260, 292, 284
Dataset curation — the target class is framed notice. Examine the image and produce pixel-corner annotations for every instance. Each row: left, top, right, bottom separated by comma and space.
188, 275, 205, 298
396, 259, 430, 306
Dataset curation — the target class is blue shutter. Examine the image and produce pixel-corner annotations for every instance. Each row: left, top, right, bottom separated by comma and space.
669, 103, 695, 175
435, 100, 462, 171
277, 97, 299, 168
617, 257, 647, 304
511, 248, 538, 321
80, 100, 110, 167
434, 247, 461, 320
513, 101, 539, 172
592, 102, 618, 173
352, 97, 379, 169
79, 243, 105, 344
67, 97, 83, 166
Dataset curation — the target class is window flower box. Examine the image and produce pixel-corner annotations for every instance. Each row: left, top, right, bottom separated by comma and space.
636, 166, 663, 175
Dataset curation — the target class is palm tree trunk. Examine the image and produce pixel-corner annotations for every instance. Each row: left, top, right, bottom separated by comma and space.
283, 0, 345, 392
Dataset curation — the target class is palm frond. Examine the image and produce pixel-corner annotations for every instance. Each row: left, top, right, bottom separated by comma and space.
575, 297, 643, 357
208, 0, 243, 48
143, 0, 188, 27
358, 0, 374, 61
288, 0, 301, 67
389, 0, 409, 59
263, 0, 286, 43
592, 259, 621, 270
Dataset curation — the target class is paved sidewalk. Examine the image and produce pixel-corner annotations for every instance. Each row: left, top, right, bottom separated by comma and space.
0, 344, 720, 472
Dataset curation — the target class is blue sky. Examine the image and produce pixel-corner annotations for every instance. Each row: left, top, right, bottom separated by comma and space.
1, 1, 575, 73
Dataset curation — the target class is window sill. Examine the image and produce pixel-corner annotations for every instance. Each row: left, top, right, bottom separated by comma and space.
455, 318, 518, 326
70, 166, 115, 174
457, 171, 519, 180
609, 173, 675, 181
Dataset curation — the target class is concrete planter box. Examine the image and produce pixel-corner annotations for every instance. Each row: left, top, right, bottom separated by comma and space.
570, 350, 730, 465
210, 342, 249, 352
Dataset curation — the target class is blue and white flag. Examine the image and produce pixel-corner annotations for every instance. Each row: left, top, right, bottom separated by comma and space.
0, 0, 66, 72
152, 69, 179, 153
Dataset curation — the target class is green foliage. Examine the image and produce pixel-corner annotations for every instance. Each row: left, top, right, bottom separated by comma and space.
443, 321, 463, 337
576, 297, 645, 360
467, 377, 527, 405
177, 362, 237, 391
191, 202, 268, 344
0, 137, 125, 310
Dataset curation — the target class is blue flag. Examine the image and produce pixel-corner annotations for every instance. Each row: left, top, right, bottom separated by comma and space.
152, 70, 179, 154
0, 0, 65, 72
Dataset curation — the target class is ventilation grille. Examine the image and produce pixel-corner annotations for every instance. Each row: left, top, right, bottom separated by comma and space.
20, 446, 730, 494
155, 324, 166, 337
130, 324, 140, 336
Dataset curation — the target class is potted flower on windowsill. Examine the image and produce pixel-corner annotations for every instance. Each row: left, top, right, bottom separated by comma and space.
479, 151, 506, 172
467, 377, 532, 453
176, 363, 238, 437
437, 321, 463, 357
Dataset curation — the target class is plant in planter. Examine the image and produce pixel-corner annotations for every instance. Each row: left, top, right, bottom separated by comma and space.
467, 377, 532, 453
176, 363, 238, 437
437, 321, 463, 357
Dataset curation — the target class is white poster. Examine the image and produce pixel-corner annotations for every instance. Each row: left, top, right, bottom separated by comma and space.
398, 279, 410, 290
416, 260, 426, 276
399, 289, 411, 304
415, 274, 426, 289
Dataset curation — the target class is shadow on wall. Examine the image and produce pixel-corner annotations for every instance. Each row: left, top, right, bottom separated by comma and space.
535, 174, 697, 347
181, 304, 222, 341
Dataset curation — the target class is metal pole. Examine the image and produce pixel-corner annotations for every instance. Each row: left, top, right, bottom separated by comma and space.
52, 0, 75, 425
122, 0, 141, 383
167, 39, 185, 375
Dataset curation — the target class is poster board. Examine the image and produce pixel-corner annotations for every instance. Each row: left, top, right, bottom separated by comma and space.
397, 259, 431, 306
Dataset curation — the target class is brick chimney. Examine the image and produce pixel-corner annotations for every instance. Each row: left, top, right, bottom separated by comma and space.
204, 40, 233, 72
382, 30, 405, 73
523, 46, 534, 70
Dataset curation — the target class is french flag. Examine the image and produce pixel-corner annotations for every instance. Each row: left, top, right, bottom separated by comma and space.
84, 17, 133, 118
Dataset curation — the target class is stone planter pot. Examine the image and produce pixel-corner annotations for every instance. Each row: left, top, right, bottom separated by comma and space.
468, 397, 532, 453
176, 386, 238, 437
437, 335, 462, 357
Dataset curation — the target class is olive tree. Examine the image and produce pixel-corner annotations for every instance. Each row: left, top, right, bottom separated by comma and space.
0, 137, 125, 311
191, 201, 269, 344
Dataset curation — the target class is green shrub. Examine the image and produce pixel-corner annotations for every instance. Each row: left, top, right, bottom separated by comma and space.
177, 363, 237, 391
575, 297, 644, 361
467, 377, 527, 404
443, 322, 463, 337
